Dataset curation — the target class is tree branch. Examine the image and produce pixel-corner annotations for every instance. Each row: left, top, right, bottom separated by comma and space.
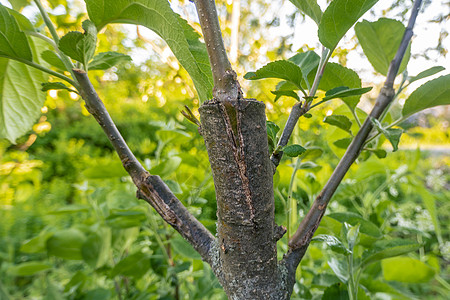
270, 48, 331, 168
193, 0, 242, 101
283, 0, 423, 276
73, 69, 215, 262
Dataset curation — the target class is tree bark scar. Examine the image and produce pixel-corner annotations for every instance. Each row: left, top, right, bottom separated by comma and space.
218, 101, 255, 221
137, 176, 178, 225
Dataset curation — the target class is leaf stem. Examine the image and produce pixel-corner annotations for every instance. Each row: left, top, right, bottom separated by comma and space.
26, 31, 57, 48
0, 54, 77, 87
33, 0, 76, 79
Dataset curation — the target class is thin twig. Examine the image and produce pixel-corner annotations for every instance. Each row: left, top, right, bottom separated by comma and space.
193, 0, 241, 101
73, 69, 215, 262
270, 48, 331, 168
283, 0, 423, 279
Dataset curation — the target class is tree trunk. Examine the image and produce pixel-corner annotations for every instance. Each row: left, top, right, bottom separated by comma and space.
199, 99, 289, 299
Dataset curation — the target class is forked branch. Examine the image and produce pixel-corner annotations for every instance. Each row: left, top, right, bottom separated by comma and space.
283, 0, 423, 272
73, 69, 215, 262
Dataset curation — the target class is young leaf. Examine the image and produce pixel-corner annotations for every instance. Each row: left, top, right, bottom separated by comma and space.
111, 251, 151, 278
318, 0, 378, 50
288, 50, 320, 85
323, 115, 352, 133
322, 282, 349, 300
299, 161, 321, 170
312, 234, 351, 255
289, 0, 322, 25
407, 66, 445, 84
323, 86, 372, 101
367, 148, 387, 159
402, 74, 450, 118
244, 60, 306, 94
275, 81, 299, 91
6, 7, 35, 32
41, 82, 76, 93
346, 224, 360, 251
47, 228, 87, 260
283, 144, 307, 157
370, 118, 402, 151
318, 63, 362, 109
0, 4, 33, 61
88, 51, 131, 70
41, 50, 67, 71
355, 18, 411, 76
58, 19, 97, 67
7, 262, 52, 276
333, 138, 352, 149
362, 239, 421, 267
381, 257, 435, 283
84, 0, 213, 102
0, 37, 48, 143
271, 90, 300, 102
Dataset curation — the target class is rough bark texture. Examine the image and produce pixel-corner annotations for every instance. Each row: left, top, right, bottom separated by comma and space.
199, 99, 288, 299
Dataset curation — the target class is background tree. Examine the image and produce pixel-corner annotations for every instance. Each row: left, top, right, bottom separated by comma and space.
0, 0, 449, 299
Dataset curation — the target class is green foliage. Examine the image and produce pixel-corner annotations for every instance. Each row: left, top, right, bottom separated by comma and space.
83, 0, 213, 102
355, 18, 411, 75
289, 0, 322, 25
318, 0, 378, 50
402, 74, 450, 117
283, 144, 307, 157
0, 4, 32, 60
323, 115, 352, 133
0, 38, 48, 143
88, 51, 132, 70
58, 19, 97, 68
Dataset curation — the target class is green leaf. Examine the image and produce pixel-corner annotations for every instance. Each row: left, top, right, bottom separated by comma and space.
41, 50, 67, 71
355, 18, 410, 75
47, 228, 87, 260
163, 179, 182, 194
367, 148, 387, 159
88, 51, 131, 70
333, 137, 352, 149
275, 80, 299, 91
370, 118, 402, 151
346, 223, 360, 251
323, 86, 372, 101
84, 0, 212, 102
0, 37, 48, 143
327, 257, 349, 283
318, 0, 378, 50
323, 115, 352, 133
288, 50, 321, 85
0, 4, 32, 61
408, 66, 445, 84
47, 204, 89, 214
318, 63, 362, 109
312, 234, 350, 255
266, 121, 280, 145
81, 229, 111, 268
362, 239, 421, 267
289, 0, 322, 24
8, 262, 52, 276
20, 232, 53, 253
283, 144, 307, 157
300, 147, 323, 160
381, 257, 435, 283
111, 251, 151, 278
244, 60, 306, 94
271, 90, 300, 102
328, 212, 382, 247
106, 208, 147, 228
84, 288, 111, 300
171, 236, 202, 259
299, 161, 321, 170
402, 74, 450, 118
9, 0, 31, 11
41, 82, 76, 93
58, 19, 97, 67
321, 282, 349, 300
6, 7, 35, 32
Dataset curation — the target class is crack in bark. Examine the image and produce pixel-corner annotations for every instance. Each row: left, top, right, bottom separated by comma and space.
218, 101, 254, 222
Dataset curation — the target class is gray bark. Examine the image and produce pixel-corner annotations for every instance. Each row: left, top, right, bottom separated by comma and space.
199, 99, 289, 299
